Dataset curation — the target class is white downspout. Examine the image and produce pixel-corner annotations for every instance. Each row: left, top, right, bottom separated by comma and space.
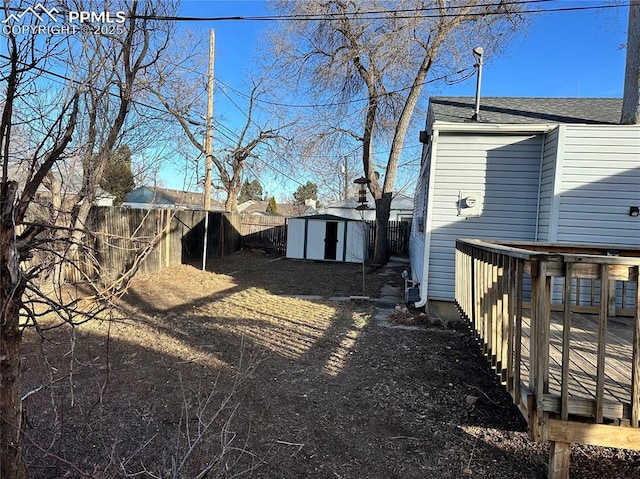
414, 130, 439, 309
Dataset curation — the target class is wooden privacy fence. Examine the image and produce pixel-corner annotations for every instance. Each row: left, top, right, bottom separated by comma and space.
68, 207, 241, 282
367, 219, 411, 257
69, 210, 411, 282
240, 214, 288, 255
455, 239, 640, 479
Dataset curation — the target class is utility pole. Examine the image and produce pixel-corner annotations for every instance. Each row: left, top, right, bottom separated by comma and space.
203, 28, 215, 209
202, 29, 214, 271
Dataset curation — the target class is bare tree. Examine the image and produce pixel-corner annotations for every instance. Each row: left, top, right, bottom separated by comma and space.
149, 57, 284, 212
55, 0, 176, 269
270, 0, 531, 264
277, 118, 361, 204
1, 10, 77, 477
216, 83, 282, 213
1, 1, 179, 477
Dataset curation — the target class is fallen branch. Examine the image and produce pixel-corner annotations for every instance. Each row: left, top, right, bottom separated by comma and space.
276, 440, 304, 453
463, 383, 502, 406
20, 375, 66, 401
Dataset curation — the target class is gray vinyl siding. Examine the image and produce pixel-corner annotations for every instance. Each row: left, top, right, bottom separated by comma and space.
550, 125, 640, 308
427, 133, 544, 301
536, 127, 560, 241
555, 125, 640, 246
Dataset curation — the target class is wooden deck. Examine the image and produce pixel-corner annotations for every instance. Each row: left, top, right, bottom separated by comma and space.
522, 310, 634, 423
454, 239, 640, 479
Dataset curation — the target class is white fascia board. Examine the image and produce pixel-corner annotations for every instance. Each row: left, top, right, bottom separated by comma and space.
433, 121, 554, 134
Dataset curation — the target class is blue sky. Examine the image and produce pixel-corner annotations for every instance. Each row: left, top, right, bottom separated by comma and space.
177, 0, 629, 97
162, 0, 631, 195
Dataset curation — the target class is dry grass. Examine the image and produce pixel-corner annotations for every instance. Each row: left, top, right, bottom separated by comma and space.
19, 252, 640, 478
20, 254, 385, 478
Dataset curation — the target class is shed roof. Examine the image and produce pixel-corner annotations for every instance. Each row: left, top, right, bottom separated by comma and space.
429, 97, 623, 125
292, 214, 357, 222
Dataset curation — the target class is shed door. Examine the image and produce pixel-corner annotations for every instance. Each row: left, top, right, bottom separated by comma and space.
324, 221, 338, 260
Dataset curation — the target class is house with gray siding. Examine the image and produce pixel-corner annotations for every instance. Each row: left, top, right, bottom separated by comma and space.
409, 97, 640, 313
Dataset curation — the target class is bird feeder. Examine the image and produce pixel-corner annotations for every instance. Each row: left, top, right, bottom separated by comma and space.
353, 176, 371, 209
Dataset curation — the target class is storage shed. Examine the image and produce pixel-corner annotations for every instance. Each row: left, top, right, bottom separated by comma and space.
286, 214, 369, 263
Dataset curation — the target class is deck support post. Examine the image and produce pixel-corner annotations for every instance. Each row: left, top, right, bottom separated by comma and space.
548, 441, 571, 479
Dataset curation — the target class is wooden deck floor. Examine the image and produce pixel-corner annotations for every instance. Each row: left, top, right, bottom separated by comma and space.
520, 310, 634, 423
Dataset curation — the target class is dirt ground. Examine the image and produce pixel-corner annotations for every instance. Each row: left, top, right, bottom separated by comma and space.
20, 251, 640, 478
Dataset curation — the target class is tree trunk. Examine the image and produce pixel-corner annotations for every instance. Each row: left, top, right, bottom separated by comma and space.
0, 181, 29, 479
224, 191, 239, 213
0, 292, 27, 479
622, 0, 640, 124
372, 192, 392, 265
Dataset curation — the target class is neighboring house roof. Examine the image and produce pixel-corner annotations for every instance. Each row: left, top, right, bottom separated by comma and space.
9, 163, 115, 204
237, 200, 308, 217
325, 192, 414, 211
9, 164, 49, 195
156, 187, 204, 206
301, 206, 318, 216
124, 186, 224, 210
237, 199, 267, 213
279, 203, 314, 217
429, 97, 623, 125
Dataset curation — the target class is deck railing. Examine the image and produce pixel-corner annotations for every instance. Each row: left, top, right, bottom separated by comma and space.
455, 239, 640, 479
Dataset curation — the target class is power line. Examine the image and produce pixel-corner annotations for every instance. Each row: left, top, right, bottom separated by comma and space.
129, 0, 578, 22
212, 125, 238, 144
0, 52, 366, 162
217, 68, 476, 109
1, 51, 431, 161
0, 53, 247, 142
0, 53, 176, 119
218, 84, 251, 121
208, 122, 309, 189
139, 59, 393, 117
0, 52, 261, 133
253, 156, 307, 188
244, 164, 264, 185
130, 1, 625, 23
6, 1, 622, 113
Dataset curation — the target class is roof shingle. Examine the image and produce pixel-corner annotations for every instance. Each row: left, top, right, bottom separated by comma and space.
429, 97, 623, 125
